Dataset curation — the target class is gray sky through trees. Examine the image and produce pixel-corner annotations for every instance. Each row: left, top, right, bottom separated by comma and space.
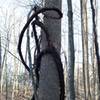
0, 0, 100, 68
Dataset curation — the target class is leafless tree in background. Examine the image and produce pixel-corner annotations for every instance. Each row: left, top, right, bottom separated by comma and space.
67, 0, 75, 99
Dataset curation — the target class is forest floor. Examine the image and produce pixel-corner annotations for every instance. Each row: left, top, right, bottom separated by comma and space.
0, 89, 32, 100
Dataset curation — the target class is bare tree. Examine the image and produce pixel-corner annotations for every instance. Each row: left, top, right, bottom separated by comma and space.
90, 0, 100, 84
90, 0, 100, 99
0, 35, 1, 81
67, 0, 75, 100
80, 0, 91, 99
37, 0, 64, 100
80, 0, 86, 99
17, 0, 65, 100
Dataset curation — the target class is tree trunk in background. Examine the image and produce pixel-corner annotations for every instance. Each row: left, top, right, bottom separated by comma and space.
0, 35, 1, 81
12, 15, 19, 100
0, 34, 2, 81
5, 54, 8, 100
94, 1, 99, 99
80, 0, 91, 100
0, 33, 9, 100
80, 0, 86, 99
76, 66, 79, 99
67, 0, 75, 100
90, 0, 100, 99
38, 0, 62, 100
91, 44, 96, 100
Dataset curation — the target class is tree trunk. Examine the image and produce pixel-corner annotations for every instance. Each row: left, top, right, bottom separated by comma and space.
0, 35, 1, 81
1, 33, 9, 100
76, 66, 79, 99
67, 0, 75, 100
38, 0, 62, 100
5, 55, 8, 100
12, 15, 19, 100
80, 0, 86, 99
90, 0, 100, 99
80, 0, 91, 99
91, 44, 96, 100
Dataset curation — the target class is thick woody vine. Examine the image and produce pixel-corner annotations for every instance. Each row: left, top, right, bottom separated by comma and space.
17, 6, 65, 100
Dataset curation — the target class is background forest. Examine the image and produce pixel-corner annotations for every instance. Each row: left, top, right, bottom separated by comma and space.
0, 0, 100, 100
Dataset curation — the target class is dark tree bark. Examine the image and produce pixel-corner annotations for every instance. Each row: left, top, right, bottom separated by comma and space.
90, 0, 100, 84
90, 0, 100, 99
67, 0, 75, 100
38, 0, 63, 100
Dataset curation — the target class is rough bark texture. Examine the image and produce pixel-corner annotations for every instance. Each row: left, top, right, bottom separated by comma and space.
67, 0, 75, 100
90, 0, 100, 84
80, 0, 87, 99
80, 0, 91, 100
90, 0, 100, 99
38, 0, 62, 100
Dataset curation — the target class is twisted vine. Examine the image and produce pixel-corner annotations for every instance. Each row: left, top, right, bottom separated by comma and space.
17, 6, 65, 100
